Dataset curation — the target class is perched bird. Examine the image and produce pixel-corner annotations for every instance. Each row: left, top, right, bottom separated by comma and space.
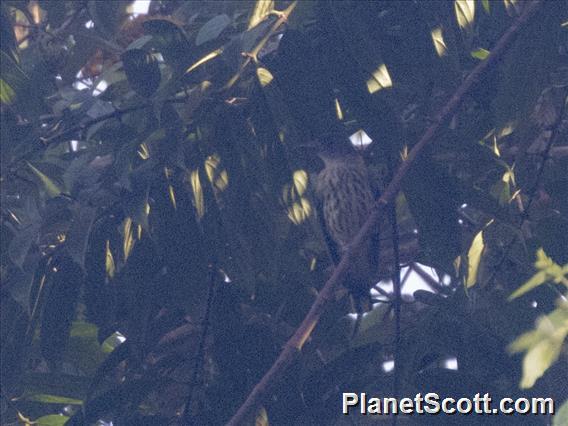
314, 133, 379, 319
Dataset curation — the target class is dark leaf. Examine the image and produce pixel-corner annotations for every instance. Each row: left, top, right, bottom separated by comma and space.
64, 204, 97, 269
40, 256, 83, 368
195, 14, 231, 46
534, 215, 568, 265
121, 49, 161, 98
87, 0, 129, 36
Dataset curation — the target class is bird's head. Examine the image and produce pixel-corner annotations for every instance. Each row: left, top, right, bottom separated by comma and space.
315, 132, 358, 162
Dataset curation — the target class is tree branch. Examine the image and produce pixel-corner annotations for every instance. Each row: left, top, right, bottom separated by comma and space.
226, 2, 544, 424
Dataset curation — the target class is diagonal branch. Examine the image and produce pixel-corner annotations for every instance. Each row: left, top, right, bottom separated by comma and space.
226, 1, 544, 424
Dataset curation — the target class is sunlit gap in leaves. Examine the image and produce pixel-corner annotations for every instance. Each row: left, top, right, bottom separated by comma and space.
443, 356, 459, 371
346, 264, 449, 324
349, 129, 372, 150
128, 0, 151, 17
382, 358, 395, 373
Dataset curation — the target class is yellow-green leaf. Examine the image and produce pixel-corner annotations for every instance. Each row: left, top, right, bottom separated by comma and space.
466, 229, 484, 288
26, 162, 62, 198
105, 240, 115, 279
123, 217, 135, 261
509, 270, 548, 300
35, 414, 71, 425
553, 400, 568, 426
257, 67, 274, 87
519, 337, 562, 388
248, 0, 274, 29
335, 98, 344, 120
185, 49, 222, 74
471, 47, 490, 60
0, 78, 16, 104
190, 169, 205, 219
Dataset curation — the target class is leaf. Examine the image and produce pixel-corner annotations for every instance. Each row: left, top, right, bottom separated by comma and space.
121, 49, 161, 98
466, 229, 484, 288
105, 240, 115, 280
256, 67, 274, 87
21, 372, 90, 401
87, 0, 129, 35
34, 414, 70, 426
430, 27, 447, 57
509, 270, 548, 300
40, 257, 83, 368
185, 49, 222, 74
509, 249, 568, 300
26, 162, 63, 198
403, 158, 461, 272
554, 400, 568, 426
24, 393, 82, 405
63, 321, 107, 375
1, 4, 18, 62
535, 215, 568, 265
481, 0, 490, 14
248, 0, 274, 29
509, 308, 568, 389
0, 78, 15, 103
454, 0, 475, 30
65, 205, 98, 269
1, 51, 45, 117
8, 223, 40, 268
471, 47, 490, 60
519, 336, 562, 388
142, 18, 189, 69
195, 14, 231, 46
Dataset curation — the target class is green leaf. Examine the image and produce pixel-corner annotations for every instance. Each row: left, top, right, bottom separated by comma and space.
0, 77, 15, 103
26, 162, 63, 198
481, 0, 490, 14
196, 14, 231, 46
519, 335, 562, 388
24, 393, 83, 405
509, 308, 568, 389
34, 414, 71, 426
509, 270, 548, 300
509, 249, 568, 300
471, 47, 490, 60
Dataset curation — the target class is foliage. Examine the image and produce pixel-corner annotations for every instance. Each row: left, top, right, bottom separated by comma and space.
1, 1, 567, 425
508, 249, 568, 389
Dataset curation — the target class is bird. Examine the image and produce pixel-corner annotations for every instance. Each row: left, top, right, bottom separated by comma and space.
314, 132, 379, 331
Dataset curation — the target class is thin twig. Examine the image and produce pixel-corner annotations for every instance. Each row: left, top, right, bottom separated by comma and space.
182, 261, 218, 425
389, 202, 402, 425
226, 2, 543, 424
487, 94, 566, 287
